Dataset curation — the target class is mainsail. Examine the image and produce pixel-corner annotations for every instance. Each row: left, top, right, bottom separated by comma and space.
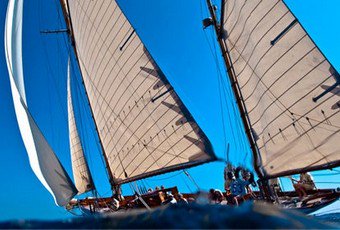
220, 0, 340, 177
5, 0, 77, 206
67, 59, 94, 194
61, 0, 216, 185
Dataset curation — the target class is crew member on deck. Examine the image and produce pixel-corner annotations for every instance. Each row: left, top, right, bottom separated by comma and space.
209, 189, 224, 204
290, 172, 316, 199
224, 162, 235, 192
229, 166, 255, 205
177, 193, 188, 205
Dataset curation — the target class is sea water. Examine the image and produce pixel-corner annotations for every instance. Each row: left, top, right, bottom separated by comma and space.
0, 202, 338, 229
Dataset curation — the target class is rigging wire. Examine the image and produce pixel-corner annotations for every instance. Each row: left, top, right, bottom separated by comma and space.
183, 170, 201, 191
200, 1, 229, 160
69, 54, 111, 185
181, 174, 194, 193
201, 1, 251, 166
200, 0, 254, 170
146, 171, 183, 181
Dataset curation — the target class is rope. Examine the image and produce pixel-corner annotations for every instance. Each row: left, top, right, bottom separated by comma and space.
146, 171, 182, 181
184, 170, 200, 191
181, 174, 194, 193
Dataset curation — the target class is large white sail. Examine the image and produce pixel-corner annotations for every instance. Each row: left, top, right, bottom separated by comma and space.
221, 0, 340, 177
67, 59, 94, 194
5, 0, 77, 206
62, 0, 216, 184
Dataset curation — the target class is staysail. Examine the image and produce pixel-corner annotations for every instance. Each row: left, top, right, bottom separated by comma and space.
5, 0, 77, 206
61, 0, 216, 185
67, 59, 94, 194
221, 0, 340, 177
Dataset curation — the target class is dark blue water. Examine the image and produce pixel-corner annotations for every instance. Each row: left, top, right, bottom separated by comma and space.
0, 202, 338, 229
314, 213, 340, 227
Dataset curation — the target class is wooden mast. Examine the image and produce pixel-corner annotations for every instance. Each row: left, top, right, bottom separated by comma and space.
205, 0, 265, 180
59, 0, 116, 193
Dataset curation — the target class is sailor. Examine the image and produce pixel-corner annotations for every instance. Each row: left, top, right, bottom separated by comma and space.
269, 178, 282, 194
209, 188, 224, 204
225, 172, 238, 205
177, 193, 188, 205
224, 162, 235, 192
290, 172, 316, 199
162, 192, 177, 205
241, 168, 256, 194
109, 197, 120, 211
229, 167, 255, 205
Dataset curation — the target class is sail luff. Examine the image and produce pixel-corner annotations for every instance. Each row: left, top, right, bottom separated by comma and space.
221, 0, 340, 177
60, 0, 116, 189
207, 0, 264, 178
61, 0, 217, 185
67, 59, 95, 194
5, 0, 77, 206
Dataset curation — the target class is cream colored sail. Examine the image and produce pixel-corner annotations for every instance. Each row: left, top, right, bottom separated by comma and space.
5, 0, 77, 206
221, 0, 340, 177
62, 0, 216, 184
67, 59, 94, 194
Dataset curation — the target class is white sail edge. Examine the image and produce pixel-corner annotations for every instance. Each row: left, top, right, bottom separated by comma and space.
67, 58, 94, 194
5, 0, 77, 206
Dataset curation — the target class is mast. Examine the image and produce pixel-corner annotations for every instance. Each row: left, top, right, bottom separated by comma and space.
205, 0, 264, 179
59, 0, 116, 192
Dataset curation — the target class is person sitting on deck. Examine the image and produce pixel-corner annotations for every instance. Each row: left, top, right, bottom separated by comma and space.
209, 189, 225, 204
268, 177, 282, 202
109, 197, 120, 211
269, 178, 282, 194
224, 162, 235, 192
177, 193, 188, 205
290, 172, 316, 199
229, 167, 255, 205
225, 171, 237, 205
161, 192, 177, 205
241, 168, 256, 196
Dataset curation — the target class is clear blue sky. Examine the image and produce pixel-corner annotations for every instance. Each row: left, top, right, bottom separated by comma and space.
0, 0, 339, 221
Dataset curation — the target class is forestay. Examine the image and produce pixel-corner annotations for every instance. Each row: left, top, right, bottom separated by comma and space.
67, 59, 94, 194
63, 0, 216, 184
221, 0, 340, 177
5, 0, 77, 206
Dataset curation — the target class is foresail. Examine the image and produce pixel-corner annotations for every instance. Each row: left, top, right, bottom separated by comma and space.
67, 59, 94, 194
63, 0, 216, 184
5, 0, 77, 206
221, 0, 340, 177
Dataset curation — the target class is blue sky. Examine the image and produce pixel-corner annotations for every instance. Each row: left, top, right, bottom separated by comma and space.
0, 0, 339, 221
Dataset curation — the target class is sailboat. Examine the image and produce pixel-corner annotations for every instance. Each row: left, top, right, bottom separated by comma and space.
4, 0, 339, 215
